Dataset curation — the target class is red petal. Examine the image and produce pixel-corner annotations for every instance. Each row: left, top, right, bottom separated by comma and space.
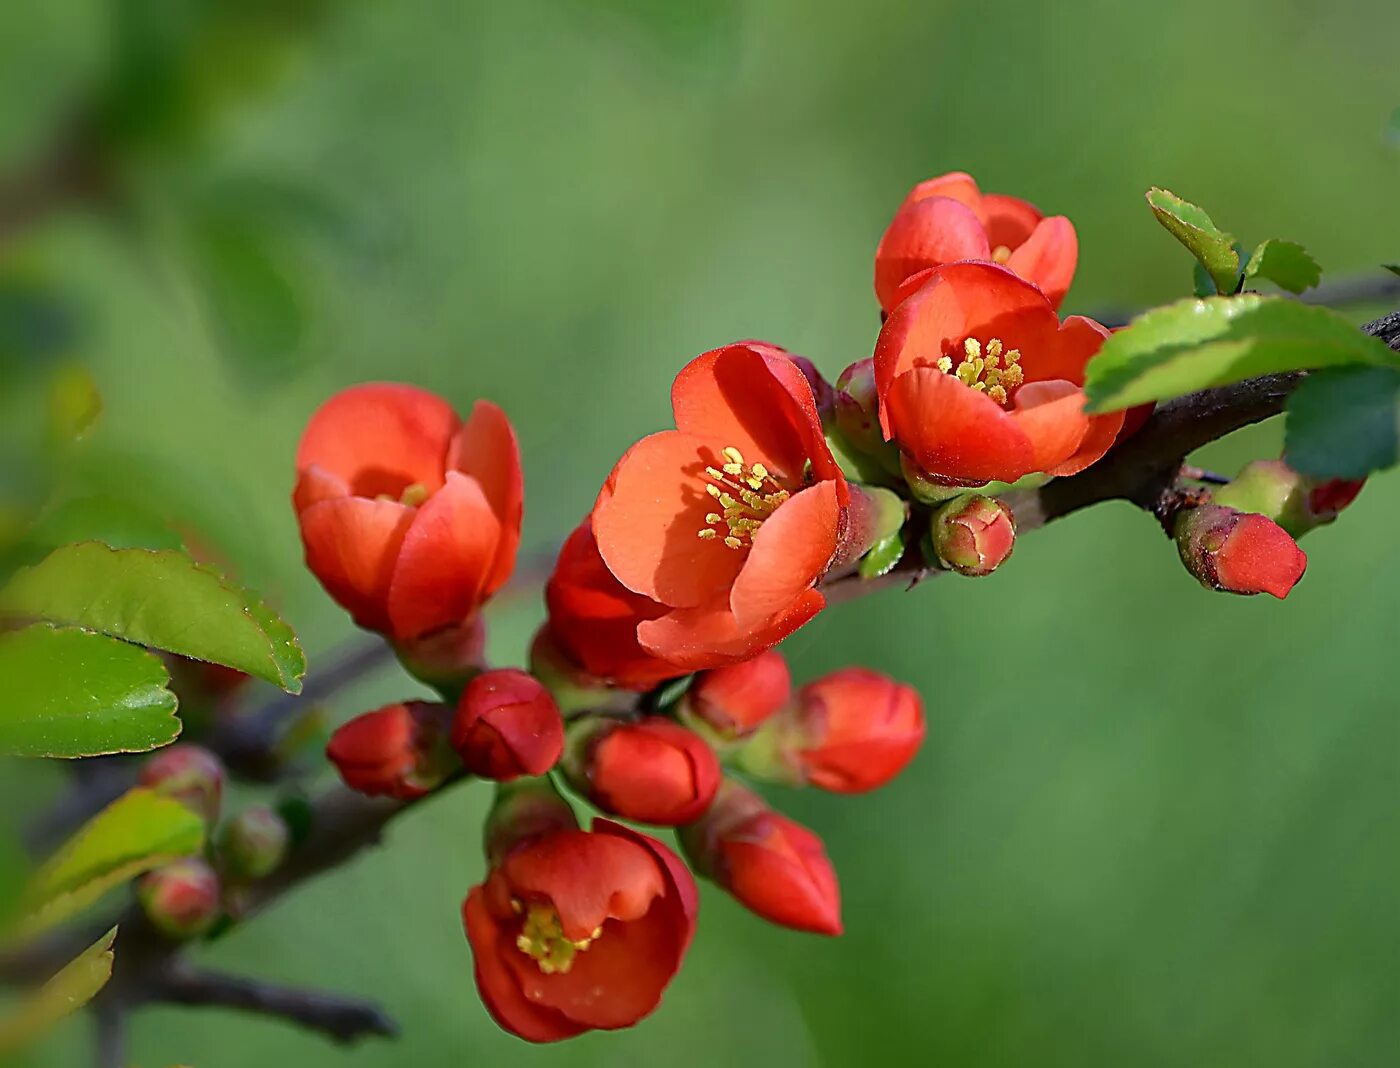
729, 482, 839, 627
500, 831, 665, 939
636, 590, 825, 671
1005, 215, 1077, 308
1046, 410, 1125, 477
295, 383, 457, 498
885, 367, 1035, 484
1023, 314, 1109, 387
298, 497, 415, 633
874, 197, 990, 312
386, 472, 501, 642
1010, 381, 1091, 473
594, 820, 699, 948
292, 464, 349, 513
900, 172, 984, 217
592, 431, 745, 608
447, 400, 523, 596
982, 193, 1043, 250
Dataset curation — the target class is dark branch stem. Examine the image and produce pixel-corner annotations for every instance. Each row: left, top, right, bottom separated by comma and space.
92, 1000, 127, 1068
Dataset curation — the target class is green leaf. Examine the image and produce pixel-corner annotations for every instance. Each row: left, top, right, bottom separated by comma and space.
1243, 240, 1322, 294
3, 544, 305, 693
859, 532, 906, 579
1146, 187, 1240, 295
15, 790, 203, 938
0, 927, 117, 1055
1284, 366, 1400, 479
1084, 295, 1400, 413
0, 624, 179, 759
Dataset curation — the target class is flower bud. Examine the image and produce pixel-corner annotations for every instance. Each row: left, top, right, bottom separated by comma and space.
137, 858, 222, 940
326, 701, 455, 799
452, 669, 565, 781
482, 776, 580, 866
1174, 503, 1307, 599
1213, 459, 1364, 539
564, 716, 721, 826
217, 806, 290, 881
681, 651, 791, 743
830, 484, 908, 570
392, 615, 486, 693
788, 668, 924, 793
784, 352, 836, 423
138, 744, 225, 823
679, 781, 841, 935
930, 493, 1015, 576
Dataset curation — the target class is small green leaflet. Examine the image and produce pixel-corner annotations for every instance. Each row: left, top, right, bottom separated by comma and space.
1146, 187, 1240, 295
0, 927, 118, 1054
1284, 366, 1400, 479
0, 624, 180, 759
1243, 240, 1322, 294
1084, 295, 1400, 413
1384, 264, 1400, 278
2, 543, 305, 693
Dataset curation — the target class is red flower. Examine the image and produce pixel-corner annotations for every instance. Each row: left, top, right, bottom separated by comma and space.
791, 668, 925, 793
463, 819, 698, 1042
293, 383, 522, 642
679, 782, 841, 935
326, 701, 453, 800
683, 650, 792, 741
591, 343, 849, 671
453, 669, 565, 781
874, 171, 1077, 313
1175, 504, 1307, 599
873, 262, 1124, 486
567, 717, 722, 826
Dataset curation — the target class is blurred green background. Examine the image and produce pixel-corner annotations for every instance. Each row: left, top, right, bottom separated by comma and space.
4, 0, 1400, 1065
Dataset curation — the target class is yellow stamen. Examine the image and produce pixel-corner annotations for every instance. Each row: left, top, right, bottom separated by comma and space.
698, 445, 790, 550
991, 245, 1012, 264
514, 902, 602, 976
935, 337, 1023, 408
399, 483, 429, 508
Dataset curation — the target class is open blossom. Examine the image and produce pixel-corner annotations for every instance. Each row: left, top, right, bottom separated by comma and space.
293, 383, 522, 642
590, 342, 849, 671
463, 819, 697, 1042
875, 171, 1077, 313
873, 262, 1124, 486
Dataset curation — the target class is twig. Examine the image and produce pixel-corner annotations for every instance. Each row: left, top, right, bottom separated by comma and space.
92, 1000, 126, 1068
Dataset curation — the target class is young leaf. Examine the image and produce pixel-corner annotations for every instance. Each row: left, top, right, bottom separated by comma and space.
14, 789, 203, 938
1243, 240, 1322, 294
1084, 295, 1400, 413
0, 927, 118, 1055
1146, 187, 1240, 295
2, 544, 306, 693
1284, 366, 1400, 479
0, 624, 180, 759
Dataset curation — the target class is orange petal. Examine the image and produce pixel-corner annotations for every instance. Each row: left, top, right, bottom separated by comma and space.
1011, 381, 1091, 472
298, 496, 415, 633
1045, 410, 1126, 477
900, 172, 984, 218
447, 400, 523, 595
636, 590, 826, 671
295, 382, 458, 498
885, 367, 1035, 484
292, 464, 349, 513
982, 193, 1043, 250
874, 197, 990, 312
1024, 314, 1109, 387
386, 472, 502, 641
730, 482, 840, 627
1006, 216, 1077, 309
591, 431, 744, 608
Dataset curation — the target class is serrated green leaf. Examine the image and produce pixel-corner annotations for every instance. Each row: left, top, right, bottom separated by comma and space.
1243, 240, 1322, 294
0, 625, 180, 759
2, 544, 305, 693
1284, 366, 1400, 479
0, 927, 117, 1055
1084, 295, 1400, 413
14, 790, 203, 938
859, 532, 906, 579
1146, 187, 1240, 295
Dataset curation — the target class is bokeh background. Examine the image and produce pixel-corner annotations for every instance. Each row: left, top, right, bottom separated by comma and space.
3, 1, 1400, 1065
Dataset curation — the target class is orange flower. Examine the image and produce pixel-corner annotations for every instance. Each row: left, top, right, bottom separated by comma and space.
590, 343, 848, 671
293, 383, 522, 642
874, 171, 1077, 313
873, 262, 1124, 486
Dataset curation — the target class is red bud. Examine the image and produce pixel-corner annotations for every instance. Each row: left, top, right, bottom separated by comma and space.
1175, 503, 1307, 599
217, 806, 290, 880
566, 717, 721, 826
326, 701, 454, 799
790, 668, 925, 793
1214, 458, 1365, 538
930, 493, 1015, 576
138, 744, 225, 823
137, 858, 222, 940
452, 669, 564, 781
682, 651, 792, 742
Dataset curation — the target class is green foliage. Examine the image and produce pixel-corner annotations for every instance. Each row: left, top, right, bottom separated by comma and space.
1146, 187, 1241, 295
859, 532, 906, 579
1084, 296, 1400, 412
1284, 366, 1400, 479
0, 927, 118, 1055
0, 624, 179, 759
1242, 240, 1321, 294
14, 790, 203, 938
2, 543, 305, 692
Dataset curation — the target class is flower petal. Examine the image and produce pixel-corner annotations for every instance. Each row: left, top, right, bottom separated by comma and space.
730, 482, 840, 627
447, 400, 523, 595
885, 367, 1035, 484
292, 464, 349, 513
500, 831, 665, 939
874, 197, 990, 312
1010, 380, 1091, 472
298, 496, 415, 633
1045, 410, 1126, 477
982, 193, 1043, 250
636, 589, 826, 671
1006, 216, 1077, 309
1022, 313, 1109, 387
900, 172, 985, 217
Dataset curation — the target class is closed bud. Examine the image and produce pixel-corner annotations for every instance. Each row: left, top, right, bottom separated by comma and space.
564, 716, 721, 826
452, 669, 565, 781
137, 858, 222, 940
930, 493, 1015, 575
1175, 503, 1307, 599
1214, 459, 1365, 539
138, 744, 225, 824
681, 650, 792, 743
679, 781, 841, 936
326, 701, 455, 799
217, 806, 290, 881
788, 668, 925, 793
832, 359, 901, 476
482, 776, 580, 866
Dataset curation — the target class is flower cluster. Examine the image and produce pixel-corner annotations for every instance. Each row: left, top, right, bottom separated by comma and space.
292, 171, 1349, 1044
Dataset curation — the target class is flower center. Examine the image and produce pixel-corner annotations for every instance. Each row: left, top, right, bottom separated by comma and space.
375, 482, 429, 507
513, 901, 602, 975
935, 337, 1024, 407
698, 446, 790, 550
991, 245, 1012, 264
